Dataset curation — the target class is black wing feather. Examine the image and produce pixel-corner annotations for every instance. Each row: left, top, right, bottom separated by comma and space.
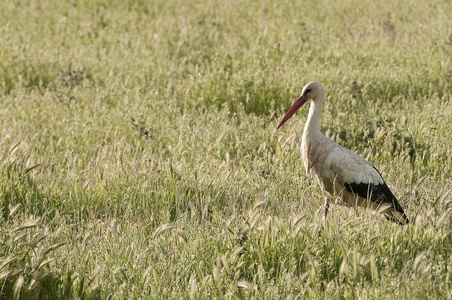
344, 181, 402, 210
343, 167, 408, 224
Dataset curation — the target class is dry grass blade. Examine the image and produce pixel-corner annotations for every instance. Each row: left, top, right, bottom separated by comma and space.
38, 258, 56, 270
13, 223, 39, 232
0, 270, 12, 281
13, 218, 41, 232
13, 275, 24, 300
0, 257, 18, 271
21, 233, 49, 248
9, 142, 21, 156
237, 281, 251, 289
413, 175, 428, 191
152, 223, 176, 239
43, 242, 67, 256
8, 203, 21, 217
24, 163, 41, 175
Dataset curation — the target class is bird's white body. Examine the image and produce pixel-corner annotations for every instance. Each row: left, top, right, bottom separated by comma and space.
278, 81, 408, 224
302, 94, 382, 208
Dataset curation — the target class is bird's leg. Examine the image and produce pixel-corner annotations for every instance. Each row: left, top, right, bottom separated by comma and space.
324, 200, 330, 219
318, 198, 330, 236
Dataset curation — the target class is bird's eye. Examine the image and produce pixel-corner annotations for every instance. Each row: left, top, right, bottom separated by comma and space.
305, 88, 312, 94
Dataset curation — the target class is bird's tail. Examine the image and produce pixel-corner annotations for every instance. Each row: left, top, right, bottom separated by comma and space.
383, 192, 409, 225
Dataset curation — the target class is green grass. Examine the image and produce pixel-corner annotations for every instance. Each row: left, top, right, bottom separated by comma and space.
1, 0, 452, 298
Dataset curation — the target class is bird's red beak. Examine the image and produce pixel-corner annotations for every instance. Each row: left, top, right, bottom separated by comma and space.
277, 95, 308, 129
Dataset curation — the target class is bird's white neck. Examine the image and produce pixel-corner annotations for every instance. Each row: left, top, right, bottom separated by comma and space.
301, 97, 325, 175
303, 98, 323, 138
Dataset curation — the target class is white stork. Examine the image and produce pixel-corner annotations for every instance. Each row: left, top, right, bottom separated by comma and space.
278, 81, 409, 225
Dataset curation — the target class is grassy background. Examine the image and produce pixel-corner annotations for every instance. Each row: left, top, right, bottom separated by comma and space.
1, 0, 452, 298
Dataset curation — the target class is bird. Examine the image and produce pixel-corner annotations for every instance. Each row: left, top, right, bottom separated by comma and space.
277, 81, 409, 225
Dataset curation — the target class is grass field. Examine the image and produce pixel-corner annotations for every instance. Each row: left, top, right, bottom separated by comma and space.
1, 0, 452, 298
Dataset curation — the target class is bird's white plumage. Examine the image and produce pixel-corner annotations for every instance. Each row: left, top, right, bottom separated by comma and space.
299, 82, 384, 207
279, 81, 408, 223
303, 131, 385, 207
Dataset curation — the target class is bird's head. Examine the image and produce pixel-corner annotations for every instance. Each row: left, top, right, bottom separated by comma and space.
277, 81, 325, 129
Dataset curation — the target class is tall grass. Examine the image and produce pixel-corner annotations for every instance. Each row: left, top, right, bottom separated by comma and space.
1, 0, 451, 298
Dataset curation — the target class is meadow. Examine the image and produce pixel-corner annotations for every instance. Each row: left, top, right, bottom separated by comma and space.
1, 0, 452, 298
